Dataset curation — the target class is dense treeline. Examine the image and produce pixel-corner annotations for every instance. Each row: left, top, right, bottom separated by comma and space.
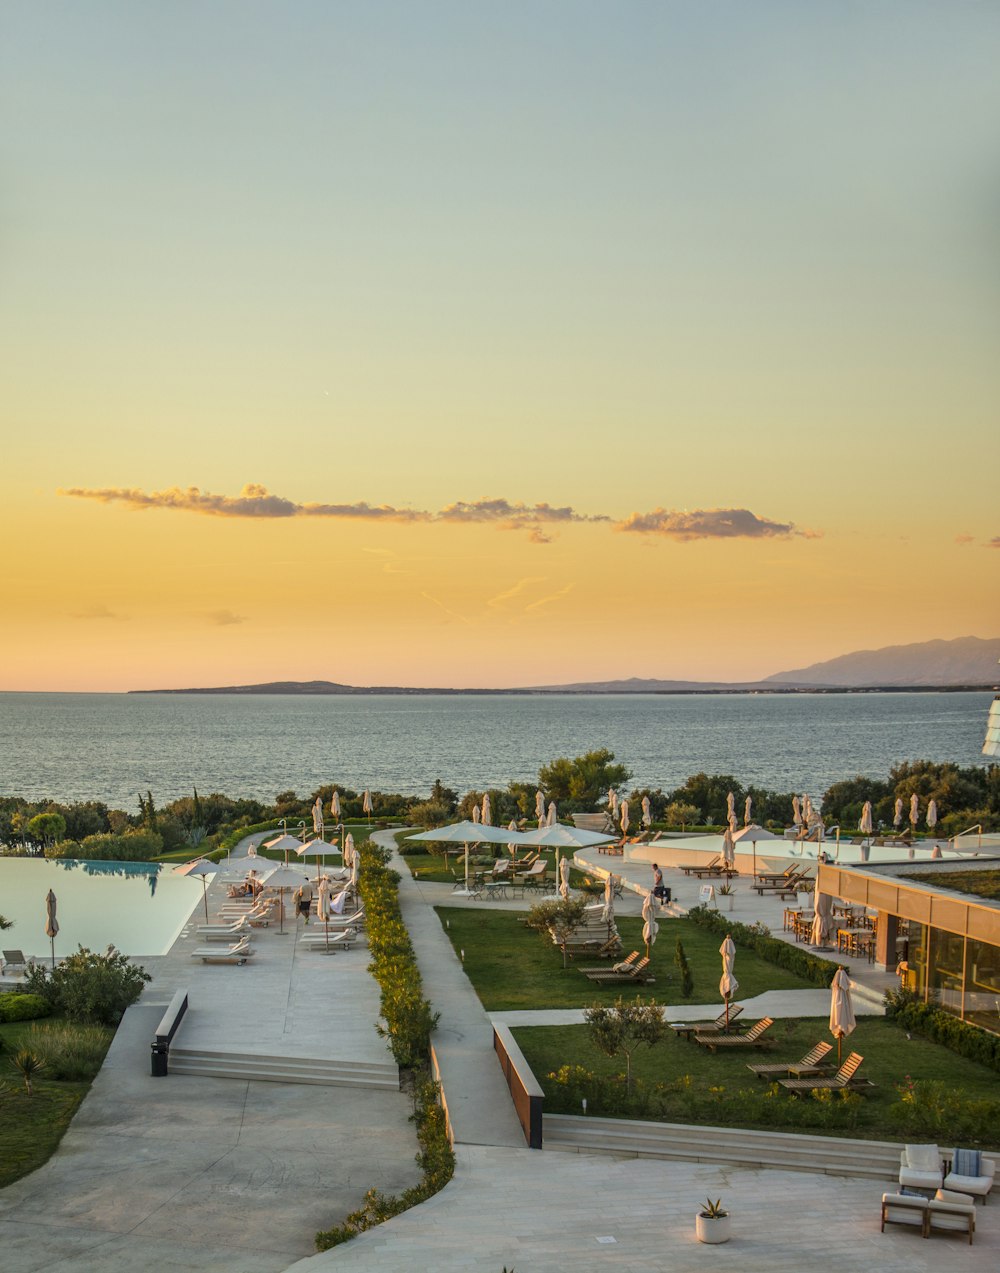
1, 752, 997, 859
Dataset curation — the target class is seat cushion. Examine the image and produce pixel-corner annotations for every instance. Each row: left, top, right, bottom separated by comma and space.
905, 1143, 941, 1172
943, 1172, 992, 1197
899, 1167, 943, 1191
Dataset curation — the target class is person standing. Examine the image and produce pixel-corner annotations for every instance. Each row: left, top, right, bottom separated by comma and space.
295, 879, 314, 924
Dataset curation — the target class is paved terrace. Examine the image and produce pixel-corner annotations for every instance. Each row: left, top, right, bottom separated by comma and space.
1, 829, 996, 1272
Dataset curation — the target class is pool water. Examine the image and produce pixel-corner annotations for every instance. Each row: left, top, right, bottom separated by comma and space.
0, 857, 203, 959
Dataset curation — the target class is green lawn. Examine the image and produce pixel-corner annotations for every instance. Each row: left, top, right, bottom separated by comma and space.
435, 907, 815, 1010
0, 1016, 113, 1188
512, 1016, 1000, 1144
907, 870, 1000, 902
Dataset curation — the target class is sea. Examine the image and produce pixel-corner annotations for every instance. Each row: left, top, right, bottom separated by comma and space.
0, 690, 993, 810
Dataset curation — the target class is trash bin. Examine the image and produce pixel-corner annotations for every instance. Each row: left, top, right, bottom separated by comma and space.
150, 1041, 168, 1077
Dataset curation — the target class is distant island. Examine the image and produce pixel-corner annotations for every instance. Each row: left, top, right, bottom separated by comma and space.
130, 635, 1000, 695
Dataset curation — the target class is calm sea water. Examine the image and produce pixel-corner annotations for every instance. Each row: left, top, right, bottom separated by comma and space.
0, 691, 992, 809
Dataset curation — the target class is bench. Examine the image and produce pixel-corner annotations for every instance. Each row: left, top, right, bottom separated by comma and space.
150, 988, 189, 1077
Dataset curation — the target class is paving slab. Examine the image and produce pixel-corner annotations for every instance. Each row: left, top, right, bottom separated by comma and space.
286, 1143, 999, 1272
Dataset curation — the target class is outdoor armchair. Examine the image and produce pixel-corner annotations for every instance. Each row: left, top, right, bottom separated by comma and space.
898, 1144, 945, 1195
943, 1150, 995, 1202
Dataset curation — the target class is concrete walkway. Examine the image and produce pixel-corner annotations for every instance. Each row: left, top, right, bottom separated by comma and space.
386, 830, 525, 1150
0, 832, 420, 1273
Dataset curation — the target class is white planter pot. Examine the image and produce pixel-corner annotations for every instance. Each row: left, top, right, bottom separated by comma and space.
695, 1213, 731, 1244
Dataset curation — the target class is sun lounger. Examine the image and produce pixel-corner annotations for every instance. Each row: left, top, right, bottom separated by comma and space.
695, 1016, 775, 1052
319, 908, 365, 929
778, 1051, 871, 1092
190, 937, 254, 965
2, 949, 28, 975
746, 1040, 832, 1079
578, 949, 640, 974
680, 856, 719, 876
585, 956, 653, 984
298, 929, 358, 952
196, 917, 254, 940
670, 1005, 745, 1040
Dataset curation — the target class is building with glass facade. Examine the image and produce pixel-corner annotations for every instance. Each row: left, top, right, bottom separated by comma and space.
818, 857, 1000, 1035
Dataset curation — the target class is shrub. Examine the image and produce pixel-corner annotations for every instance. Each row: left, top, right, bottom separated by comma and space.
22, 946, 151, 1025
357, 843, 439, 1068
686, 906, 841, 987
0, 992, 51, 1022
23, 1022, 114, 1080
11, 1048, 45, 1095
884, 988, 1000, 1073
46, 830, 164, 861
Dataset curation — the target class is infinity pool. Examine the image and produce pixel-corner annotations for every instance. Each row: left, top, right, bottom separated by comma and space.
0, 857, 203, 959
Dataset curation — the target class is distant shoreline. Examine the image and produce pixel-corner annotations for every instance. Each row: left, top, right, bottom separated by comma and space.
126, 683, 998, 696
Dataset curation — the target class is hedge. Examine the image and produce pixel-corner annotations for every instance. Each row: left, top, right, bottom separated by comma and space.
686, 905, 842, 987
0, 992, 51, 1022
884, 988, 1000, 1074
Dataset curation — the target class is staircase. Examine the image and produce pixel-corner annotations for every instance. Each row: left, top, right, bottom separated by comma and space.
167, 1046, 400, 1090
542, 1114, 901, 1180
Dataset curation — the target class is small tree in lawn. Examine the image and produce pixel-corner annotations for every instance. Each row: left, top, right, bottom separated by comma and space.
674, 938, 694, 999
524, 897, 587, 968
584, 995, 667, 1091
664, 802, 700, 832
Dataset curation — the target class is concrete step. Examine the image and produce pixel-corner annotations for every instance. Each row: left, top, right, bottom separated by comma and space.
542, 1114, 901, 1180
167, 1046, 399, 1090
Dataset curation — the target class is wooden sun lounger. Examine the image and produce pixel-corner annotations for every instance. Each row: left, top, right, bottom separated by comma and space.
577, 949, 640, 974
585, 956, 653, 984
695, 1016, 774, 1052
670, 1004, 745, 1039
746, 1040, 833, 1079
778, 1051, 872, 1092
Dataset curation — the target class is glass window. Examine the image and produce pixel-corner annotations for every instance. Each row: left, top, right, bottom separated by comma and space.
963, 936, 1000, 1034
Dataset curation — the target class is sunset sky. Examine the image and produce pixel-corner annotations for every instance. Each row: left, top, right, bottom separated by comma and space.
2, 2, 998, 691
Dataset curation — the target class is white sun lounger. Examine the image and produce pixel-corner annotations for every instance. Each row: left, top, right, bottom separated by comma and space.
191, 939, 254, 964
298, 929, 358, 953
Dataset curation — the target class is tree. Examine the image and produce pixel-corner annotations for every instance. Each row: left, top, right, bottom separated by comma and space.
667, 774, 743, 826
524, 897, 588, 968
538, 749, 631, 811
584, 995, 667, 1090
664, 802, 700, 832
674, 938, 694, 999
26, 812, 66, 848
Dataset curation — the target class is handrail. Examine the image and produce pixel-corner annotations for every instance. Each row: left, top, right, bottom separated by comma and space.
950, 824, 983, 851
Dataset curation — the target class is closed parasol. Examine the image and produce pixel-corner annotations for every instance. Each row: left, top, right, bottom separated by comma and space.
641, 890, 658, 959
45, 888, 59, 969
481, 793, 492, 826
719, 934, 739, 1029
829, 967, 856, 1062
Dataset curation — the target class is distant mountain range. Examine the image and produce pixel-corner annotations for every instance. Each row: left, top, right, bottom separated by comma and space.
131, 636, 1000, 694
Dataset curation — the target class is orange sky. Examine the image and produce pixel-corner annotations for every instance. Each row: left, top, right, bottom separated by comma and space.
2, 5, 998, 691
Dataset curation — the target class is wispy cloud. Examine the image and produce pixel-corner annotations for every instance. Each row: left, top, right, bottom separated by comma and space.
955, 533, 974, 546
487, 577, 548, 609
525, 583, 574, 612
60, 483, 430, 523
72, 602, 125, 620
615, 507, 815, 541
420, 591, 473, 625
207, 609, 245, 626
988, 537, 1000, 549
438, 498, 609, 531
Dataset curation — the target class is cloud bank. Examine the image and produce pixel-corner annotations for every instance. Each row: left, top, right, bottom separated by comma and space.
61, 484, 816, 546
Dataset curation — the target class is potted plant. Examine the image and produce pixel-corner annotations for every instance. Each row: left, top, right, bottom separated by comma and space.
717, 882, 734, 911
695, 1197, 730, 1244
